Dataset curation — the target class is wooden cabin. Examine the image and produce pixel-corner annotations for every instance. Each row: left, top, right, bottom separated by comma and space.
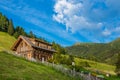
11, 36, 56, 61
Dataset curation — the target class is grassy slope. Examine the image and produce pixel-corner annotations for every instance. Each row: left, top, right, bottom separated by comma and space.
0, 51, 75, 80
74, 58, 116, 75
0, 32, 16, 51
62, 54, 115, 75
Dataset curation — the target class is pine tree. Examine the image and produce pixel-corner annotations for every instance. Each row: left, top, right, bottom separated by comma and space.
13, 26, 26, 38
29, 31, 34, 38
0, 14, 9, 32
8, 19, 14, 35
13, 31, 19, 38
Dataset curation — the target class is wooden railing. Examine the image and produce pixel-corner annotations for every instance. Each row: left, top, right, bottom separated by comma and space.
17, 50, 33, 54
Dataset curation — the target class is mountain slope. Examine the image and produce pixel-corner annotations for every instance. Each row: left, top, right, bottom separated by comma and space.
66, 39, 120, 65
0, 31, 16, 51
0, 51, 75, 80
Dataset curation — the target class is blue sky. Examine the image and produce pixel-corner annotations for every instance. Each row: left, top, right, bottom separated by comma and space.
0, 0, 120, 46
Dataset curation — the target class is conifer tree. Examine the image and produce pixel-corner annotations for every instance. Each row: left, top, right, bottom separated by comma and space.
29, 31, 34, 38
0, 14, 9, 32
8, 19, 14, 35
13, 26, 26, 38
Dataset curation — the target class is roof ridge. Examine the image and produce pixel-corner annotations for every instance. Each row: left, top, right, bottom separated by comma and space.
20, 35, 34, 46
20, 35, 52, 45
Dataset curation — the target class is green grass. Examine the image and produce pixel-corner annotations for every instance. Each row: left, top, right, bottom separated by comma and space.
60, 54, 116, 75
0, 32, 16, 51
0, 51, 77, 80
74, 58, 116, 75
106, 76, 120, 80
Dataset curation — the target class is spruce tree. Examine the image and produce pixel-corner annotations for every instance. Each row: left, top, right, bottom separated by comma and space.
0, 15, 9, 32
29, 31, 34, 38
13, 26, 26, 38
8, 19, 14, 35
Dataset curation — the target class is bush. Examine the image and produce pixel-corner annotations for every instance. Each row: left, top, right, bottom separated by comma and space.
69, 65, 90, 73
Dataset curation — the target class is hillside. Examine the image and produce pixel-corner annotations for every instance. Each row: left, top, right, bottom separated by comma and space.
74, 57, 115, 75
0, 31, 16, 51
0, 51, 76, 80
66, 39, 120, 65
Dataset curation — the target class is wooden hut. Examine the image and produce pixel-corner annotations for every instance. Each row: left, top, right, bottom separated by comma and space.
11, 36, 56, 61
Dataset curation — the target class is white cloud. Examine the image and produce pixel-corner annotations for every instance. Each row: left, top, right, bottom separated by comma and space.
53, 0, 120, 43
102, 26, 120, 37
53, 0, 103, 33
114, 27, 120, 32
102, 29, 111, 36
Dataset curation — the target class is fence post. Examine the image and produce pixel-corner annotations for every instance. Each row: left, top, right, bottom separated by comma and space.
42, 57, 44, 63
88, 72, 91, 80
